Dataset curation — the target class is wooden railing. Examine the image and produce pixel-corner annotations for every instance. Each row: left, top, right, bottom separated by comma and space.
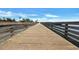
41, 22, 79, 47
0, 23, 37, 43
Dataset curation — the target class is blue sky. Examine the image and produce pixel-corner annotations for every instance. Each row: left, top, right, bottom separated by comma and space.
0, 8, 79, 22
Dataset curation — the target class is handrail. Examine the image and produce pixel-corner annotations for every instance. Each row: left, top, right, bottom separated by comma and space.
41, 22, 79, 47
0, 23, 37, 43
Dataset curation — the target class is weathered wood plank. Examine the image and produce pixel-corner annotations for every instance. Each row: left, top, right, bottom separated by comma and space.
0, 23, 78, 50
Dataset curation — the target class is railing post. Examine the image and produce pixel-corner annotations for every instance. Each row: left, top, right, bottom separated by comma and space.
50, 23, 54, 29
65, 24, 68, 39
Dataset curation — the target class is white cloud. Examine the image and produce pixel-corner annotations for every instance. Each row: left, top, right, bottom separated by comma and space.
0, 10, 38, 18
27, 14, 38, 16
45, 14, 59, 18
15, 13, 27, 18
0, 10, 13, 17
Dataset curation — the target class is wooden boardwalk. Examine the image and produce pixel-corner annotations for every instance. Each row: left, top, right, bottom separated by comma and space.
0, 23, 78, 50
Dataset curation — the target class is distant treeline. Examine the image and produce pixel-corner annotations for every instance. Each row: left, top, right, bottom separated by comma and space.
0, 17, 38, 23
19, 18, 33, 22
0, 17, 16, 22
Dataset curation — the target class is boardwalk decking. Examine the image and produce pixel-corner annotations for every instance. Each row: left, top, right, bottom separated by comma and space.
0, 23, 78, 50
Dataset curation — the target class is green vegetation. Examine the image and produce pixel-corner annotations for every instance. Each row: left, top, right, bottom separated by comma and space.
0, 17, 36, 23
19, 18, 33, 22
0, 17, 16, 22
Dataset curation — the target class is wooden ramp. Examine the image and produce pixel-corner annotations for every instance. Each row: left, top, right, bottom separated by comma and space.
0, 23, 78, 50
